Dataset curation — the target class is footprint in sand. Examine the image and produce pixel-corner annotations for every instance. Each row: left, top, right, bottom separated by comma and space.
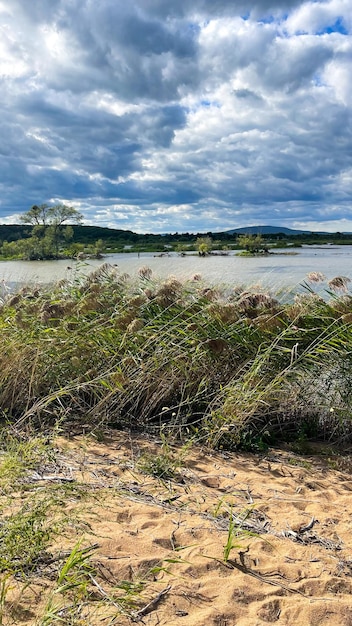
115, 509, 132, 523
257, 598, 281, 622
153, 536, 173, 549
140, 511, 164, 529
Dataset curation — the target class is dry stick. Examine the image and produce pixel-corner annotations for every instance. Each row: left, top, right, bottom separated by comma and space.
29, 474, 75, 482
170, 519, 182, 550
132, 585, 172, 622
299, 516, 317, 534
214, 557, 310, 599
217, 556, 331, 602
170, 528, 177, 551
88, 574, 121, 610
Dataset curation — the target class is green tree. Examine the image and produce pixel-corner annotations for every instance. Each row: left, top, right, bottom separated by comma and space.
238, 234, 268, 254
19, 203, 83, 259
0, 240, 21, 258
175, 242, 188, 255
93, 238, 104, 258
196, 236, 212, 256
19, 204, 51, 227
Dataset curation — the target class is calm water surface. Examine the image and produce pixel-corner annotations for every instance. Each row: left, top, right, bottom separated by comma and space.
1, 246, 351, 296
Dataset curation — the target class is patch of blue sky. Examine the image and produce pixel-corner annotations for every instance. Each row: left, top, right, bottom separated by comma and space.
187, 22, 200, 34
317, 17, 348, 35
258, 15, 276, 24
200, 99, 220, 108
258, 13, 289, 26
311, 73, 326, 87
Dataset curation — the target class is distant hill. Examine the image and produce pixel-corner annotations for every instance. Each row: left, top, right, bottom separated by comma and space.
224, 225, 318, 236
1, 223, 351, 245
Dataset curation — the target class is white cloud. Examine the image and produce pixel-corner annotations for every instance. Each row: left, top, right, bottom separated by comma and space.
0, 0, 351, 233
285, 0, 351, 35
323, 50, 352, 105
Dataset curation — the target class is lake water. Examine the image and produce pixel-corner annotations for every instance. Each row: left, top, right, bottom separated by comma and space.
0, 245, 351, 297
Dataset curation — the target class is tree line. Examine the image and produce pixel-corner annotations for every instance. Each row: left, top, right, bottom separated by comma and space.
1, 203, 352, 260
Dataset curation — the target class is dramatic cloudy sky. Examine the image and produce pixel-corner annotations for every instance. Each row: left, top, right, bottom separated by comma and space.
0, 0, 351, 233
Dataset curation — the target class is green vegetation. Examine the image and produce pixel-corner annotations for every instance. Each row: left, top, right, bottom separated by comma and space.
137, 431, 191, 479
3, 214, 352, 260
196, 236, 213, 256
0, 431, 93, 624
222, 507, 256, 563
2, 204, 83, 260
0, 423, 181, 624
0, 265, 352, 449
237, 234, 269, 255
39, 541, 98, 625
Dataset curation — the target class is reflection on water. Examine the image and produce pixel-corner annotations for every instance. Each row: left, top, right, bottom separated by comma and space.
0, 246, 351, 295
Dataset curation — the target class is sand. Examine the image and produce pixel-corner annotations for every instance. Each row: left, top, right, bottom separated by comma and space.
5, 431, 352, 625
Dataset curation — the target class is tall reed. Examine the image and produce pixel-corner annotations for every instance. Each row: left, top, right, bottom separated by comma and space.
1, 266, 352, 447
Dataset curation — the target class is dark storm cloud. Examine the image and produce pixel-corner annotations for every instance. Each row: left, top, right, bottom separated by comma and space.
0, 0, 351, 232
41, 2, 201, 100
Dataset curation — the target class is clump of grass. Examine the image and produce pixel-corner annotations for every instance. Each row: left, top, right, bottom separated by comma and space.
138, 451, 179, 480
223, 507, 257, 563
40, 542, 180, 624
0, 430, 54, 493
0, 501, 54, 575
1, 267, 352, 448
137, 431, 190, 479
39, 541, 97, 626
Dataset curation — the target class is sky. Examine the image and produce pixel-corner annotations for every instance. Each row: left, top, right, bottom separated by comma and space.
0, 0, 351, 234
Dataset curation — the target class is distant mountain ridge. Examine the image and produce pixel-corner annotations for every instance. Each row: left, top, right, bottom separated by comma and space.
224, 225, 325, 235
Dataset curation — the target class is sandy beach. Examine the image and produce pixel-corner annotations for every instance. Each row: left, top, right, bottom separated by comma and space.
6, 430, 352, 625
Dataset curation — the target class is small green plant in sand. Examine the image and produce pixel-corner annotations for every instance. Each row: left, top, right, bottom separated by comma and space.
287, 456, 312, 469
113, 579, 146, 615
223, 506, 257, 563
0, 501, 55, 575
0, 431, 65, 579
0, 430, 101, 624
205, 501, 265, 568
0, 431, 53, 493
137, 431, 190, 480
0, 574, 12, 626
39, 541, 97, 625
40, 542, 180, 624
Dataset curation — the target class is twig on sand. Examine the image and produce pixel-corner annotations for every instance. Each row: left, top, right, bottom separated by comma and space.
88, 574, 121, 609
282, 517, 341, 551
214, 555, 332, 602
209, 555, 310, 598
299, 516, 317, 534
131, 585, 172, 622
